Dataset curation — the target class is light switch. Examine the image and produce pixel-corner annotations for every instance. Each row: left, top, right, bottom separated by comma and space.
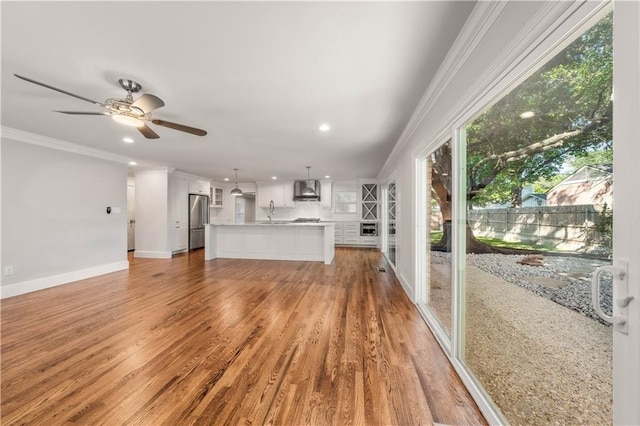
113, 207, 122, 214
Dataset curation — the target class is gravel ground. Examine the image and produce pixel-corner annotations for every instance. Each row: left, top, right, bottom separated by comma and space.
428, 252, 613, 425
466, 253, 613, 324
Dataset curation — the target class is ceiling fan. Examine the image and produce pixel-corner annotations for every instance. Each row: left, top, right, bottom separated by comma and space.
14, 74, 207, 139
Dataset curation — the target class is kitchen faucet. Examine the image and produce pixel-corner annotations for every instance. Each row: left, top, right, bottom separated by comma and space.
268, 200, 275, 222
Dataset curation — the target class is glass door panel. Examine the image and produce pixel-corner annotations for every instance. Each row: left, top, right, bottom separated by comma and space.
460, 13, 614, 424
424, 142, 453, 336
387, 182, 396, 267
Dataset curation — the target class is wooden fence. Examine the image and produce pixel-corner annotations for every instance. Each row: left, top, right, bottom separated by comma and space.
465, 205, 612, 255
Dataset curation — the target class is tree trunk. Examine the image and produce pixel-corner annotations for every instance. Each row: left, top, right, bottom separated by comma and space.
429, 144, 537, 255
431, 220, 501, 254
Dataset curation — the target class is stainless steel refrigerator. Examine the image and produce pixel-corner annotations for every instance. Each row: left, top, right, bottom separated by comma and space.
189, 194, 210, 250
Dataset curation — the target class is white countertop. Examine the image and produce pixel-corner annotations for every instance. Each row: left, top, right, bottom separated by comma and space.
207, 222, 333, 227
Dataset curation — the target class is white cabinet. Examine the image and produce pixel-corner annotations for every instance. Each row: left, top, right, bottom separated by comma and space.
257, 182, 281, 207
168, 175, 189, 225
257, 181, 294, 208
334, 223, 344, 244
321, 179, 332, 209
168, 174, 189, 253
360, 236, 378, 246
333, 221, 378, 246
210, 187, 223, 207
343, 222, 360, 245
169, 223, 188, 252
189, 179, 210, 195
334, 222, 360, 245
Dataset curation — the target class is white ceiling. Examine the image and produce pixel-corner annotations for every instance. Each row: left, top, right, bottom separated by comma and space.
1, 1, 475, 183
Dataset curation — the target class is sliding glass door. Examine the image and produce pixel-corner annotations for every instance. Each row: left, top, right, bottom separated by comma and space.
416, 7, 639, 423
387, 182, 396, 268
416, 142, 453, 345
461, 13, 614, 422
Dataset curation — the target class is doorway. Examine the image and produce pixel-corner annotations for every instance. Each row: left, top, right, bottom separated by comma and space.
126, 179, 135, 251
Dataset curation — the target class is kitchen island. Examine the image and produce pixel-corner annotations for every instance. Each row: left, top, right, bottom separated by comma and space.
205, 222, 335, 264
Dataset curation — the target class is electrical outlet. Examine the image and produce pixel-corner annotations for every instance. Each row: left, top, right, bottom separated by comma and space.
4, 266, 14, 276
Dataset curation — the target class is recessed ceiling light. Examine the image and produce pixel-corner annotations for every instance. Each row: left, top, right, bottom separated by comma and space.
272, 176, 277, 180
224, 178, 230, 182
325, 175, 330, 179
123, 137, 134, 143
319, 123, 331, 132
519, 111, 536, 119
128, 161, 137, 166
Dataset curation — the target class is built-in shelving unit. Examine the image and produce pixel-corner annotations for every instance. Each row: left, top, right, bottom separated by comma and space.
361, 182, 378, 220
210, 187, 223, 207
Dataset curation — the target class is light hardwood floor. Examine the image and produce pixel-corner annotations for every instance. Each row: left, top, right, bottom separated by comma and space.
1, 247, 485, 425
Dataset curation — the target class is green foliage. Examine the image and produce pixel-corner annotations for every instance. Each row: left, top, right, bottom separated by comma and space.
568, 145, 613, 169
532, 175, 567, 194
464, 13, 613, 207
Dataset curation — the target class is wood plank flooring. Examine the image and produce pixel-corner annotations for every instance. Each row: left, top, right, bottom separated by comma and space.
1, 248, 486, 425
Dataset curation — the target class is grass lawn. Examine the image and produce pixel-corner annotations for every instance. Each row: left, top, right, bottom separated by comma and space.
429, 231, 558, 253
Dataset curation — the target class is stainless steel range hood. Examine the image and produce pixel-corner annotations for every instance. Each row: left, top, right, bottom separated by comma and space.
293, 180, 321, 201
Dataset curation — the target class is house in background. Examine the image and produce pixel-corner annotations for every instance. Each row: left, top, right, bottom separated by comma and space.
521, 185, 547, 207
546, 164, 613, 207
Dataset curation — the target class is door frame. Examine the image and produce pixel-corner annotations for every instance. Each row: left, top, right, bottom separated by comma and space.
381, 172, 398, 272
415, 135, 455, 356
611, 1, 640, 422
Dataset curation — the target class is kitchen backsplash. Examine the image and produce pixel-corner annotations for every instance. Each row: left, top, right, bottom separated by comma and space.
211, 201, 361, 223
256, 201, 335, 221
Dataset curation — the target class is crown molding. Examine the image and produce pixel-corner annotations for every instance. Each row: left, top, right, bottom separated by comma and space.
1, 126, 130, 164
380, 1, 508, 175
449, 0, 604, 128
134, 166, 175, 174
171, 170, 211, 182
380, 0, 609, 178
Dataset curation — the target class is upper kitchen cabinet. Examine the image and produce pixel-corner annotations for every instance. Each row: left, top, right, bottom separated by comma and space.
320, 179, 332, 209
360, 181, 378, 221
188, 179, 210, 195
257, 181, 294, 208
210, 186, 223, 208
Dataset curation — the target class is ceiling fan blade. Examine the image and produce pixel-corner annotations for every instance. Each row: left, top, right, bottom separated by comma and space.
14, 74, 105, 106
54, 110, 110, 115
151, 119, 207, 136
131, 93, 165, 113
137, 124, 160, 139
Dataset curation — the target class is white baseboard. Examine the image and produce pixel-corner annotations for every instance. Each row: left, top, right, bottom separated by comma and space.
398, 272, 415, 303
133, 250, 172, 259
1, 260, 129, 299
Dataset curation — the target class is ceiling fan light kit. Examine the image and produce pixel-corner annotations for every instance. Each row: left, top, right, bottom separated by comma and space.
111, 113, 145, 128
14, 74, 207, 139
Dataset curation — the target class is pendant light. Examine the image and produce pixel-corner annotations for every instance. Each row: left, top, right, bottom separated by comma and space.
302, 166, 316, 196
230, 168, 243, 196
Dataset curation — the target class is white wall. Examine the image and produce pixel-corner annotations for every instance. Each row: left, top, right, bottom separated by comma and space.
377, 0, 610, 300
1, 137, 128, 298
134, 169, 169, 257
